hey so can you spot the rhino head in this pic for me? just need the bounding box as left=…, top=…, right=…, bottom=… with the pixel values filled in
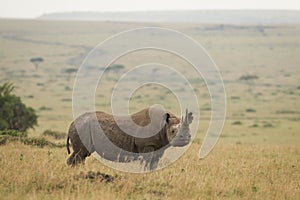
left=165, top=109, right=193, bottom=147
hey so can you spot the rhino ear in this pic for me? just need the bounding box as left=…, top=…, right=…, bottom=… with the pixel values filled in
left=164, top=113, right=170, bottom=124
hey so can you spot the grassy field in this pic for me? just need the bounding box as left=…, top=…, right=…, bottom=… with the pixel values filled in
left=0, top=19, right=299, bottom=199
left=0, top=142, right=299, bottom=199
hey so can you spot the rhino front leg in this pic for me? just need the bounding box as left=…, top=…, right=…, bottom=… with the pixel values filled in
left=148, top=157, right=160, bottom=170
left=141, top=146, right=160, bottom=171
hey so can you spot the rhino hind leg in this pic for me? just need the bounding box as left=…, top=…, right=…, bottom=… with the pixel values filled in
left=67, top=149, right=90, bottom=166
left=67, top=131, right=91, bottom=166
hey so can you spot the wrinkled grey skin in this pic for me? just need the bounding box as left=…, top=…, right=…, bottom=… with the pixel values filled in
left=67, top=107, right=193, bottom=170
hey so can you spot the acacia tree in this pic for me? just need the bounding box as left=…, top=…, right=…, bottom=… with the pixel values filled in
left=239, top=74, right=259, bottom=93
left=0, top=82, right=38, bottom=131
left=64, top=68, right=77, bottom=81
left=30, top=57, right=44, bottom=70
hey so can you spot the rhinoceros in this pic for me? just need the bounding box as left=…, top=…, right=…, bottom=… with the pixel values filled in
left=66, top=107, right=193, bottom=170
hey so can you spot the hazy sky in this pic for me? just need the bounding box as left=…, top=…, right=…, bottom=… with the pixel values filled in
left=0, top=0, right=299, bottom=18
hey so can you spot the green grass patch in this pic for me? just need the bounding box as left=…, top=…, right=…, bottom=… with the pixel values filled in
left=0, top=130, right=27, bottom=137
left=39, top=106, right=52, bottom=111
left=276, top=110, right=300, bottom=114
left=43, top=129, right=66, bottom=139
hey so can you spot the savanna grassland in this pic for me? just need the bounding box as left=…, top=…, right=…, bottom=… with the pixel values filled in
left=0, top=19, right=299, bottom=199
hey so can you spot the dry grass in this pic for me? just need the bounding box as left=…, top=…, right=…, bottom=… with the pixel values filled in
left=0, top=142, right=299, bottom=200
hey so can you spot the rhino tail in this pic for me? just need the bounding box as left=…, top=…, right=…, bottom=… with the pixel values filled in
left=66, top=136, right=71, bottom=154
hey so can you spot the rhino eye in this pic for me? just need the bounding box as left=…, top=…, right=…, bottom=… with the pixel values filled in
left=171, top=130, right=175, bottom=134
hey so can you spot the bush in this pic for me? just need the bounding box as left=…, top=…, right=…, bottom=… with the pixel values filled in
left=246, top=108, right=256, bottom=113
left=230, top=96, right=240, bottom=100
left=249, top=124, right=259, bottom=128
left=239, top=74, right=258, bottom=81
left=0, top=128, right=65, bottom=148
left=39, top=106, right=52, bottom=111
left=0, top=130, right=27, bottom=137
left=232, top=121, right=242, bottom=125
left=263, top=123, right=274, bottom=128
left=21, top=137, right=50, bottom=148
left=0, top=82, right=38, bottom=131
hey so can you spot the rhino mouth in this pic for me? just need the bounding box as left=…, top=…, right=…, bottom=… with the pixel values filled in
left=170, top=136, right=191, bottom=147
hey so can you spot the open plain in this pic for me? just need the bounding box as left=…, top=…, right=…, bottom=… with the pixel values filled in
left=0, top=19, right=299, bottom=199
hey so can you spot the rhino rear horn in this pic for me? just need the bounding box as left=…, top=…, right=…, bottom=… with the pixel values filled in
left=184, top=108, right=193, bottom=125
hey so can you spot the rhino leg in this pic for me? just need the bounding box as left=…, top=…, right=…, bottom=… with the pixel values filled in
left=67, top=126, right=91, bottom=166
left=67, top=149, right=90, bottom=166
left=141, top=146, right=161, bottom=171
left=148, top=157, right=160, bottom=170
left=67, top=152, right=76, bottom=166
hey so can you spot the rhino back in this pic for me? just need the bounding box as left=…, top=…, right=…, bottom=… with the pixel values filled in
left=95, top=112, right=136, bottom=152
left=96, top=110, right=171, bottom=151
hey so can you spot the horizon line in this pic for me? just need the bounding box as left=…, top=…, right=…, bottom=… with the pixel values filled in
left=1, top=9, right=299, bottom=20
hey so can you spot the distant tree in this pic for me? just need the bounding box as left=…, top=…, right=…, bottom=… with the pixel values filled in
left=0, top=82, right=38, bottom=131
left=30, top=57, right=44, bottom=70
left=239, top=74, right=259, bottom=93
left=64, top=68, right=77, bottom=81
left=239, top=74, right=258, bottom=81
left=106, top=64, right=125, bottom=73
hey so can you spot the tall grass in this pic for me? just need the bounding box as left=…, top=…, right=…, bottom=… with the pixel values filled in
left=0, top=142, right=299, bottom=199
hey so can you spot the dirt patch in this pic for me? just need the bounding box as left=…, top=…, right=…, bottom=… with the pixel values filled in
left=74, top=171, right=115, bottom=183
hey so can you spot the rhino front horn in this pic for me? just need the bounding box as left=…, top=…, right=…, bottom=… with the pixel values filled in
left=185, top=108, right=188, bottom=124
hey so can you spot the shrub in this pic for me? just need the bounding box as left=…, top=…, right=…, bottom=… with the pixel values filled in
left=39, top=106, right=52, bottom=111
left=61, top=98, right=72, bottom=102
left=246, top=108, right=256, bottom=113
left=21, top=137, right=50, bottom=148
left=0, top=130, right=27, bottom=137
left=232, top=121, right=242, bottom=125
left=230, top=96, right=240, bottom=100
left=239, top=74, right=258, bottom=81
left=276, top=110, right=299, bottom=114
left=263, top=123, right=274, bottom=128
left=0, top=129, right=65, bottom=148
left=249, top=124, right=259, bottom=128
left=0, top=82, right=38, bottom=131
